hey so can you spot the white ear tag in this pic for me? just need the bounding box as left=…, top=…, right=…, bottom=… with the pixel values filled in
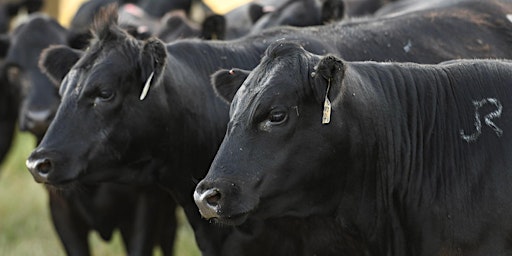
left=322, top=78, right=332, bottom=124
left=139, top=71, right=154, bottom=101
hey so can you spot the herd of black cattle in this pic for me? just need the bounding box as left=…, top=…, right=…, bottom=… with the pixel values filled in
left=2, top=0, right=512, bottom=255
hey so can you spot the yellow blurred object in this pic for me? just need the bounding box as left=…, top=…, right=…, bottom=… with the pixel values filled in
left=58, top=0, right=87, bottom=27
left=43, top=0, right=87, bottom=28
left=203, top=0, right=252, bottom=15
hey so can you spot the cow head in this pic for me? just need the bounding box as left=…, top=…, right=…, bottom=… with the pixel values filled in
left=26, top=5, right=168, bottom=186
left=2, top=14, right=67, bottom=140
left=0, top=0, right=44, bottom=33
left=201, top=14, right=226, bottom=40
left=194, top=42, right=357, bottom=225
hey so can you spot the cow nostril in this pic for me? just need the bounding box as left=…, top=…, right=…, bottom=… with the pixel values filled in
left=194, top=187, right=223, bottom=219
left=206, top=190, right=221, bottom=206
left=26, top=156, right=54, bottom=183
left=36, top=159, right=52, bottom=176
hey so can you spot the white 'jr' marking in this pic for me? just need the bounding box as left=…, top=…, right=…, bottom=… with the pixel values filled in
left=460, top=98, right=503, bottom=143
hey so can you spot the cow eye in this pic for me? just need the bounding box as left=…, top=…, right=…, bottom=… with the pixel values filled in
left=258, top=107, right=288, bottom=131
left=97, top=89, right=115, bottom=101
left=268, top=109, right=287, bottom=124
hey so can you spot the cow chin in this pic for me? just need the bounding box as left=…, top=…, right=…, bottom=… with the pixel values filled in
left=211, top=211, right=251, bottom=226
left=43, top=179, right=83, bottom=192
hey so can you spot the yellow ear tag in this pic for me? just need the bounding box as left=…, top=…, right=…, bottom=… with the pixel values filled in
left=322, top=79, right=332, bottom=124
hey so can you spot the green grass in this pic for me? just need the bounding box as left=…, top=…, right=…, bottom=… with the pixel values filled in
left=0, top=132, right=200, bottom=256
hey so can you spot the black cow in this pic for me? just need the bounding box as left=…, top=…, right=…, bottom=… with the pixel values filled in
left=342, top=0, right=396, bottom=16
left=3, top=14, right=66, bottom=140
left=46, top=183, right=177, bottom=256
left=220, top=0, right=344, bottom=40
left=195, top=41, right=512, bottom=255
left=137, top=0, right=192, bottom=18
left=26, top=0, right=512, bottom=255
left=155, top=10, right=226, bottom=41
left=0, top=1, right=44, bottom=164
left=248, top=0, right=346, bottom=35
left=3, top=14, right=177, bottom=256
left=220, top=1, right=283, bottom=39
left=0, top=0, right=44, bottom=33
left=71, top=1, right=175, bottom=52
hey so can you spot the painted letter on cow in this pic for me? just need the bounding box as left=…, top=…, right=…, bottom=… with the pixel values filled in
left=460, top=98, right=503, bottom=143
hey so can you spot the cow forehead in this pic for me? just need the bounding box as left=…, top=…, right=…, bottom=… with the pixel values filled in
left=230, top=61, right=302, bottom=121
left=61, top=46, right=138, bottom=97
left=78, top=42, right=137, bottom=70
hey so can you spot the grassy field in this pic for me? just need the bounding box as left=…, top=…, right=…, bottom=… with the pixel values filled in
left=0, top=132, right=200, bottom=256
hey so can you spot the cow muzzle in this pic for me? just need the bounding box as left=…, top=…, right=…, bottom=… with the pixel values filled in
left=26, top=157, right=53, bottom=183
left=26, top=149, right=56, bottom=184
left=193, top=187, right=222, bottom=219
left=194, top=179, right=258, bottom=225
left=21, top=109, right=53, bottom=137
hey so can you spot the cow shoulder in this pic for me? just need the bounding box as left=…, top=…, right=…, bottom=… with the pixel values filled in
left=39, top=45, right=83, bottom=86
left=211, top=68, right=251, bottom=103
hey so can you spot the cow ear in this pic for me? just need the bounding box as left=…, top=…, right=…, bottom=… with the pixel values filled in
left=312, top=55, right=345, bottom=103
left=201, top=14, right=226, bottom=40
left=0, top=34, right=10, bottom=58
left=211, top=68, right=251, bottom=103
left=321, top=0, right=345, bottom=23
left=39, top=45, right=83, bottom=86
left=139, top=37, right=167, bottom=100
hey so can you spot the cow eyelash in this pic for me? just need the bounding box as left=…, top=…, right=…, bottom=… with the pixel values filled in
left=268, top=109, right=287, bottom=124
left=257, top=106, right=289, bottom=131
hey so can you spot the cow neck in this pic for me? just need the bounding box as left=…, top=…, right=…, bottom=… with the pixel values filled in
left=161, top=40, right=266, bottom=178
left=153, top=63, right=235, bottom=254
left=340, top=62, right=498, bottom=254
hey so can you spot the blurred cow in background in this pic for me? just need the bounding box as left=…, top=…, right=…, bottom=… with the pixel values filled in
left=0, top=0, right=43, bottom=33
left=2, top=14, right=65, bottom=139
left=218, top=0, right=345, bottom=39
left=0, top=0, right=44, bottom=165
left=247, top=0, right=346, bottom=35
